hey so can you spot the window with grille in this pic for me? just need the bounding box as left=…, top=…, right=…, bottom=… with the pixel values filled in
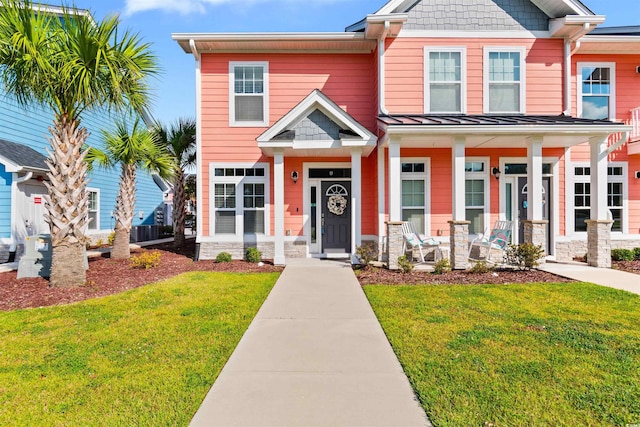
left=425, top=48, right=465, bottom=113
left=485, top=48, right=525, bottom=113
left=465, top=160, right=489, bottom=235
left=572, top=164, right=625, bottom=233
left=243, top=183, right=265, bottom=234
left=230, top=62, right=268, bottom=126
left=214, top=184, right=236, bottom=234
left=578, top=63, right=615, bottom=120
left=87, top=189, right=99, bottom=230
left=401, top=160, right=429, bottom=235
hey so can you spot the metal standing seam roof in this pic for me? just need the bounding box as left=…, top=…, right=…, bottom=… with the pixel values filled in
left=378, top=114, right=626, bottom=127
left=0, top=138, right=48, bottom=171
left=589, top=26, right=640, bottom=36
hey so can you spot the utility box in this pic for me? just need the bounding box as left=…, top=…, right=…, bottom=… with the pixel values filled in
left=17, top=234, right=52, bottom=279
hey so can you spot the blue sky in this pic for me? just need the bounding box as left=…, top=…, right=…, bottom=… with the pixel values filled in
left=68, top=0, right=639, bottom=126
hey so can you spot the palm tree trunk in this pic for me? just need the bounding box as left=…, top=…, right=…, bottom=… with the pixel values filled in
left=173, top=169, right=186, bottom=248
left=42, top=116, right=90, bottom=287
left=112, top=164, right=137, bottom=259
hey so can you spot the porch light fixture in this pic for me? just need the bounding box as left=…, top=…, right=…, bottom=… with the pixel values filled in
left=636, top=171, right=640, bottom=179
left=291, top=170, right=299, bottom=184
left=138, top=211, right=144, bottom=220
left=492, top=167, right=501, bottom=180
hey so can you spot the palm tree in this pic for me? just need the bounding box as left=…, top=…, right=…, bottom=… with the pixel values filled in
left=153, top=119, right=196, bottom=248
left=0, top=1, right=158, bottom=286
left=86, top=120, right=173, bottom=259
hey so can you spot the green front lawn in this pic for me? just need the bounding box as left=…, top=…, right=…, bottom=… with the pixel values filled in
left=364, top=283, right=640, bottom=427
left=0, top=271, right=279, bottom=426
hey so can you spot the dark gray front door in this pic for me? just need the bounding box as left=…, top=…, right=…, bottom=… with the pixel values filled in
left=321, top=181, right=351, bottom=253
left=518, top=177, right=551, bottom=253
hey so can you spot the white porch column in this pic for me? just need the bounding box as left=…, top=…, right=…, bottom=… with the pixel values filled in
left=587, top=135, right=613, bottom=268
left=590, top=136, right=609, bottom=221
left=452, top=137, right=466, bottom=221
left=377, top=146, right=386, bottom=252
left=388, top=141, right=401, bottom=221
left=450, top=137, right=469, bottom=270
left=351, top=147, right=362, bottom=254
left=273, top=150, right=285, bottom=266
left=526, top=137, right=544, bottom=221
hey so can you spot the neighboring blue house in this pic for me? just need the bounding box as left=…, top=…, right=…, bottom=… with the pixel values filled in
left=0, top=92, right=167, bottom=263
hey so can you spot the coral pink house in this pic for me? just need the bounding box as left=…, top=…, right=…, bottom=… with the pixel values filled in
left=174, top=0, right=640, bottom=268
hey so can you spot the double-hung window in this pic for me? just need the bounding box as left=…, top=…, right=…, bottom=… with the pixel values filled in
left=465, top=160, right=489, bottom=235
left=424, top=48, right=465, bottom=113
left=578, top=63, right=615, bottom=120
left=87, top=188, right=99, bottom=230
left=484, top=47, right=526, bottom=113
left=572, top=164, right=626, bottom=233
left=230, top=62, right=269, bottom=126
left=401, top=160, right=430, bottom=234
left=212, top=164, right=269, bottom=236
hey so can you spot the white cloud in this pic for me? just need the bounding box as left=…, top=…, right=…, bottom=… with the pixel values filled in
left=582, top=100, right=610, bottom=120
left=124, top=0, right=342, bottom=16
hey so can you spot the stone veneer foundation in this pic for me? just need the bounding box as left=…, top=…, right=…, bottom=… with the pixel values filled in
left=523, top=220, right=548, bottom=264
left=385, top=221, right=404, bottom=270
left=586, top=220, right=613, bottom=268
left=449, top=220, right=470, bottom=270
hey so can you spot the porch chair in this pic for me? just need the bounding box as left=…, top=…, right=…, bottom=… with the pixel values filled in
left=468, top=220, right=513, bottom=264
left=402, top=221, right=442, bottom=263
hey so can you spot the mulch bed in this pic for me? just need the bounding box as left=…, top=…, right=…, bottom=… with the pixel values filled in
left=612, top=260, right=640, bottom=274
left=356, top=266, right=575, bottom=286
left=0, top=240, right=282, bottom=312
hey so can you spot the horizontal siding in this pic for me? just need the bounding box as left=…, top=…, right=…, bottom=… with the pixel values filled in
left=0, top=165, right=11, bottom=238
left=385, top=37, right=564, bottom=115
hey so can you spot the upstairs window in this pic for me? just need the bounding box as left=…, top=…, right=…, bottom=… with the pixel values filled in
left=484, top=48, right=525, bottom=113
left=425, top=48, right=465, bottom=113
left=230, top=62, right=269, bottom=126
left=578, top=63, right=615, bottom=120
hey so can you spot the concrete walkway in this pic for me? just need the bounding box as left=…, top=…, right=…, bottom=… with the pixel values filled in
left=190, top=258, right=431, bottom=427
left=540, top=261, right=640, bottom=295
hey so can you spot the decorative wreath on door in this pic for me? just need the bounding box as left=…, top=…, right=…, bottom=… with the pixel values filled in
left=326, top=184, right=349, bottom=216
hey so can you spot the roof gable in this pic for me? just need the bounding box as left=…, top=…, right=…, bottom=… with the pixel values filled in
left=0, top=139, right=48, bottom=173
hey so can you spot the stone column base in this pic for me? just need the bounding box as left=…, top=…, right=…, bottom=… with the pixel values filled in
left=523, top=220, right=548, bottom=264
left=386, top=221, right=404, bottom=270
left=448, top=220, right=470, bottom=270
left=586, top=220, right=613, bottom=268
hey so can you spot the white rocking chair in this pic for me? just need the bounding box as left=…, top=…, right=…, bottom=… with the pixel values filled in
left=468, top=220, right=513, bottom=264
left=402, top=221, right=442, bottom=263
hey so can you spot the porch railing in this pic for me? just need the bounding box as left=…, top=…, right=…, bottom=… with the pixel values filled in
left=629, top=107, right=640, bottom=142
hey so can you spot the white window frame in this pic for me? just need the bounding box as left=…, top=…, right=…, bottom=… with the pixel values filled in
left=424, top=47, right=467, bottom=114
left=209, top=163, right=271, bottom=238
left=577, top=62, right=616, bottom=120
left=567, top=161, right=628, bottom=235
left=229, top=61, right=269, bottom=127
left=87, top=187, right=100, bottom=231
left=483, top=47, right=526, bottom=114
left=400, top=157, right=431, bottom=235
left=465, top=157, right=490, bottom=235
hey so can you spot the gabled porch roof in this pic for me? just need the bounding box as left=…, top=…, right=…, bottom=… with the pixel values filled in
left=0, top=139, right=48, bottom=173
left=378, top=114, right=631, bottom=149
left=257, top=90, right=377, bottom=157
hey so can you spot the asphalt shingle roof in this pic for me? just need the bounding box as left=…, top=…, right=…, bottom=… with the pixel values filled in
left=0, top=138, right=48, bottom=171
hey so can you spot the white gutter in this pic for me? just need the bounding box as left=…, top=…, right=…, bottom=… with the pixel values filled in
left=382, top=124, right=631, bottom=135
left=15, top=172, right=33, bottom=184
left=564, top=22, right=592, bottom=115
left=189, top=39, right=204, bottom=253
left=378, top=21, right=390, bottom=115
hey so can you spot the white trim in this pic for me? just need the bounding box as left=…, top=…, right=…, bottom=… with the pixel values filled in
left=464, top=156, right=491, bottom=235
left=576, top=62, right=616, bottom=120
left=401, top=30, right=551, bottom=39
left=274, top=152, right=285, bottom=265
left=423, top=46, right=467, bottom=114
left=229, top=61, right=269, bottom=127
left=388, top=141, right=401, bottom=221
left=87, top=187, right=100, bottom=231
left=208, top=162, right=271, bottom=240
left=452, top=138, right=466, bottom=221
left=377, top=146, right=386, bottom=243
left=193, top=45, right=204, bottom=243
left=302, top=162, right=352, bottom=257
left=400, top=157, right=432, bottom=236
left=381, top=124, right=630, bottom=136
left=483, top=46, right=527, bottom=114
left=351, top=148, right=362, bottom=253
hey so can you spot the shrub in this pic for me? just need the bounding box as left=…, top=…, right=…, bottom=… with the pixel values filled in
left=216, top=252, right=233, bottom=263
left=469, top=260, right=494, bottom=274
left=108, top=232, right=116, bottom=246
left=505, top=243, right=545, bottom=270
left=432, top=258, right=451, bottom=275
left=355, top=241, right=378, bottom=268
left=130, top=251, right=161, bottom=269
left=159, top=225, right=174, bottom=237
left=611, top=248, right=634, bottom=261
left=634, top=247, right=640, bottom=261
left=397, top=255, right=414, bottom=273
left=95, top=239, right=104, bottom=247
left=245, top=247, right=262, bottom=263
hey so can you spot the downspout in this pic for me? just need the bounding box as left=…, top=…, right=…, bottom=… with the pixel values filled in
left=377, top=21, right=390, bottom=249
left=189, top=39, right=203, bottom=261
left=564, top=23, right=591, bottom=115
left=9, top=171, right=33, bottom=257
left=378, top=21, right=390, bottom=115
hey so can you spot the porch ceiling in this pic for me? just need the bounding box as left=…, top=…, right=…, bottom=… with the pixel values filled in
left=378, top=114, right=631, bottom=149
